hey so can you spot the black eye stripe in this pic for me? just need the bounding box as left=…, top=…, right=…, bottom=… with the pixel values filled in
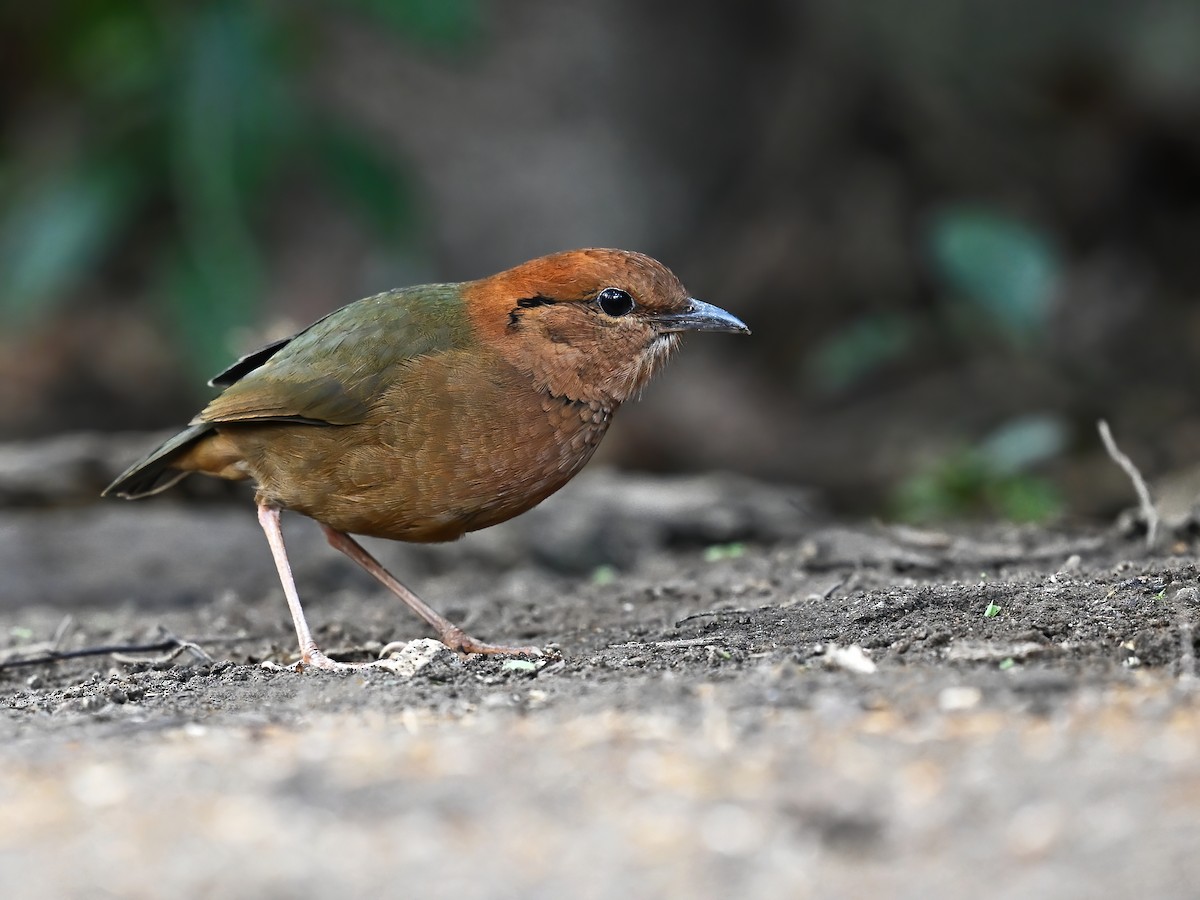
left=596, top=287, right=635, bottom=317
left=508, top=295, right=557, bottom=328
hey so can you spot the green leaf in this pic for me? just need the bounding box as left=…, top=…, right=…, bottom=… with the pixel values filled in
left=891, top=451, right=988, bottom=523
left=929, top=208, right=1059, bottom=340
left=984, top=602, right=1002, bottom=618
left=807, top=313, right=916, bottom=394
left=704, top=543, right=746, bottom=562
left=591, top=565, right=617, bottom=586
left=501, top=659, right=538, bottom=673
left=987, top=476, right=1063, bottom=524
left=977, top=414, right=1067, bottom=476
left=892, top=452, right=1063, bottom=524
left=891, top=415, right=1066, bottom=525
left=0, top=162, right=139, bottom=324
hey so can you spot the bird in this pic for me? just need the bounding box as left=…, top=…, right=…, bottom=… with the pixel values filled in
left=104, top=248, right=750, bottom=671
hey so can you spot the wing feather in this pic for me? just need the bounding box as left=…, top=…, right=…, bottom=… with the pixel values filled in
left=197, top=285, right=472, bottom=427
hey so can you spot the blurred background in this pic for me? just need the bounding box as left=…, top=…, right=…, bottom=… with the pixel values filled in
left=3, top=0, right=1200, bottom=523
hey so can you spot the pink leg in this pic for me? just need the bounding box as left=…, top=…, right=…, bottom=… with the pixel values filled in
left=322, top=526, right=542, bottom=657
left=256, top=502, right=370, bottom=671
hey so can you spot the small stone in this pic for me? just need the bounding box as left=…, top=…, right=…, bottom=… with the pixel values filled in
left=376, top=638, right=455, bottom=678
left=938, top=686, right=982, bottom=711
left=1058, top=554, right=1082, bottom=573
left=823, top=644, right=877, bottom=675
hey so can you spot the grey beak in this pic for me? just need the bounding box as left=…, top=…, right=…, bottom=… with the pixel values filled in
left=655, top=298, right=751, bottom=335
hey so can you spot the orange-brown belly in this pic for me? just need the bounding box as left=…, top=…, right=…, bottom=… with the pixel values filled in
left=218, top=380, right=612, bottom=542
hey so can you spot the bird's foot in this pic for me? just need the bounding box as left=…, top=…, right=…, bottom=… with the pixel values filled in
left=261, top=647, right=376, bottom=673
left=264, top=638, right=465, bottom=676
left=299, top=647, right=371, bottom=672
left=437, top=625, right=545, bottom=658
left=263, top=635, right=547, bottom=673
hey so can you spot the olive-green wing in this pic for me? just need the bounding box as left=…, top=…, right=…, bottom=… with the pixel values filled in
left=196, top=284, right=473, bottom=427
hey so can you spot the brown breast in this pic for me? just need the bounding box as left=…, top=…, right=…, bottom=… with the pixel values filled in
left=220, top=349, right=614, bottom=542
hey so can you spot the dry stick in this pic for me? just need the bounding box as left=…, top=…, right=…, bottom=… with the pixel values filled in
left=50, top=615, right=75, bottom=651
left=0, top=615, right=77, bottom=668
left=0, top=638, right=187, bottom=670
left=675, top=608, right=750, bottom=627
left=111, top=636, right=213, bottom=667
left=821, top=575, right=849, bottom=600
left=1097, top=420, right=1200, bottom=686
left=0, top=632, right=253, bottom=671
left=651, top=637, right=727, bottom=649
left=1097, top=419, right=1159, bottom=549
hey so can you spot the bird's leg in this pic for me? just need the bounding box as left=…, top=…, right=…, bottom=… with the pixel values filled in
left=256, top=502, right=366, bottom=671
left=321, top=526, right=543, bottom=657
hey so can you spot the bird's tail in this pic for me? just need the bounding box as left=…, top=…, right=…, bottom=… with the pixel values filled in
left=103, top=423, right=213, bottom=499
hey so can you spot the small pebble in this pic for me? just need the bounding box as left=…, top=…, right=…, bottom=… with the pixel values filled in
left=938, top=686, right=982, bottom=711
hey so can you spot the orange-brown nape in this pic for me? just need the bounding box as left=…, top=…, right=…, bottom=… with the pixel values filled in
left=104, top=248, right=749, bottom=671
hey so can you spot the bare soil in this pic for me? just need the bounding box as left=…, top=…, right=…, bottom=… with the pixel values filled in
left=3, top=468, right=1199, bottom=899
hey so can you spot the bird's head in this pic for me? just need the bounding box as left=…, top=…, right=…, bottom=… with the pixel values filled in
left=466, top=248, right=749, bottom=407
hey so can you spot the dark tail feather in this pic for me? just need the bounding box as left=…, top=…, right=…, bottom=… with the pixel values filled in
left=103, top=423, right=213, bottom=499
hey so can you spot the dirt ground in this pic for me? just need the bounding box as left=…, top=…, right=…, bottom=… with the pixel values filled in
left=3, top=464, right=1200, bottom=899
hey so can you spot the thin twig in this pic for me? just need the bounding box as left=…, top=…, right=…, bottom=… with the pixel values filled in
left=1098, top=419, right=1159, bottom=548
left=651, top=637, right=726, bottom=649
left=0, top=615, right=77, bottom=667
left=821, top=576, right=848, bottom=600
left=675, top=608, right=749, bottom=627
left=51, top=615, right=75, bottom=651
left=0, top=632, right=254, bottom=671
left=111, top=636, right=213, bottom=667
left=0, top=639, right=186, bottom=670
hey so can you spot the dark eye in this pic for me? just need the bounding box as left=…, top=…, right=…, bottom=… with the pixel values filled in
left=596, top=287, right=635, bottom=317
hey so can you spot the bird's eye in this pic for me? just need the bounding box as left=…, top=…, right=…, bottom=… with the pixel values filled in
left=596, top=287, right=635, bottom=317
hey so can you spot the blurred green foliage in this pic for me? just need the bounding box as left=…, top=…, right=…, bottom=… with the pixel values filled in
left=0, top=0, right=478, bottom=377
left=805, top=206, right=1065, bottom=523
left=806, top=209, right=1058, bottom=396
left=929, top=208, right=1059, bottom=344
left=702, top=542, right=746, bottom=562
left=893, top=453, right=1062, bottom=523
left=892, top=415, right=1067, bottom=523
left=807, top=313, right=917, bottom=395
